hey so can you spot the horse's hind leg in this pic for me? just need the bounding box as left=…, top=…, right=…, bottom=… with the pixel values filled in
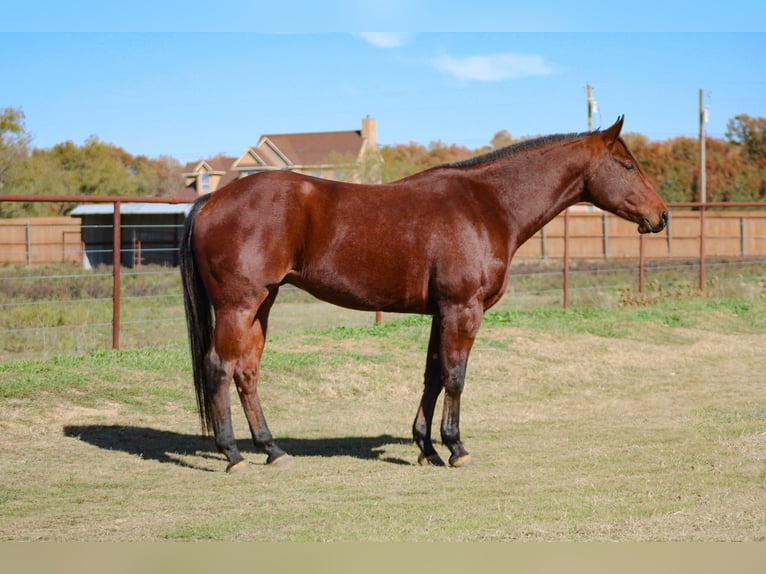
left=233, top=287, right=289, bottom=465
left=206, top=288, right=284, bottom=473
left=204, top=346, right=246, bottom=472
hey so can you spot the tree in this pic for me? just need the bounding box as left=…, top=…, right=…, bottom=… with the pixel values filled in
left=129, top=154, right=183, bottom=197
left=379, top=141, right=473, bottom=182
left=725, top=115, right=766, bottom=200
left=0, top=149, right=70, bottom=216
left=4, top=108, right=766, bottom=219
left=490, top=129, right=515, bottom=149
left=0, top=114, right=184, bottom=216
left=0, top=107, right=31, bottom=192
left=47, top=136, right=183, bottom=198
left=0, top=107, right=53, bottom=217
left=725, top=114, right=766, bottom=166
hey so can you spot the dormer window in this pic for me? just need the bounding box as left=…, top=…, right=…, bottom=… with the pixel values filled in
left=200, top=172, right=210, bottom=193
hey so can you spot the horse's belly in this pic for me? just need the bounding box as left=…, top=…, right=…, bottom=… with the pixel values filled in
left=285, top=265, right=431, bottom=314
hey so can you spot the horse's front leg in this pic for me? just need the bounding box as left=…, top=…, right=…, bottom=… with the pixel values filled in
left=440, top=360, right=473, bottom=467
left=439, top=303, right=482, bottom=468
left=413, top=315, right=446, bottom=466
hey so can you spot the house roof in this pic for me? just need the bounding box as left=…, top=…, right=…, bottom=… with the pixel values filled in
left=254, top=130, right=364, bottom=168
left=182, top=156, right=236, bottom=175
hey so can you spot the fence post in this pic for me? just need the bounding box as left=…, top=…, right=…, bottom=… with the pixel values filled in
left=699, top=205, right=706, bottom=290
left=563, top=209, right=570, bottom=309
left=666, top=211, right=672, bottom=255
left=639, top=233, right=646, bottom=293
left=602, top=211, right=609, bottom=259
left=113, top=201, right=121, bottom=350
left=25, top=222, right=32, bottom=265
left=740, top=217, right=746, bottom=257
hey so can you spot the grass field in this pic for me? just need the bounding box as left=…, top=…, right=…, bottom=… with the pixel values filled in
left=0, top=293, right=764, bottom=541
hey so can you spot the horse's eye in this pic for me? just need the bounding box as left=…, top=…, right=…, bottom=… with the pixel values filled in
left=625, top=163, right=635, bottom=171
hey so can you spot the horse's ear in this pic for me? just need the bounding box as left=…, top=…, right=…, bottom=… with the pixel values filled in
left=602, top=115, right=624, bottom=145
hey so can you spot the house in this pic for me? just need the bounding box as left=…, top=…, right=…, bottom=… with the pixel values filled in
left=177, top=156, right=238, bottom=201
left=177, top=117, right=379, bottom=199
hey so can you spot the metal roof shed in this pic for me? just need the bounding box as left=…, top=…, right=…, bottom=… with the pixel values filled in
left=70, top=203, right=193, bottom=268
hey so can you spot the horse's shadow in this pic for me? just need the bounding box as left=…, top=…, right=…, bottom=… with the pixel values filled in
left=62, top=424, right=413, bottom=471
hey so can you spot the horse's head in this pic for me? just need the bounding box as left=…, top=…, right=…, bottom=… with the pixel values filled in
left=584, top=116, right=668, bottom=234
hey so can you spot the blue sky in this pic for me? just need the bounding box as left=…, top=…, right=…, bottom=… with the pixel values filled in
left=2, top=3, right=765, bottom=163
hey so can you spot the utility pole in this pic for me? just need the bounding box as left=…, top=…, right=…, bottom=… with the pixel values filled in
left=699, top=88, right=707, bottom=204
left=698, top=88, right=709, bottom=291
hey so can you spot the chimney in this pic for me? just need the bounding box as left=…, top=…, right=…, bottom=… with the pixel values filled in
left=361, top=116, right=377, bottom=148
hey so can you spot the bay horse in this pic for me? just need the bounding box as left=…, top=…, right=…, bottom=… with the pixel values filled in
left=180, top=116, right=668, bottom=473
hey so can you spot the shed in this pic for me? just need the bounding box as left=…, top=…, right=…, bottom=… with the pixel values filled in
left=70, top=203, right=192, bottom=268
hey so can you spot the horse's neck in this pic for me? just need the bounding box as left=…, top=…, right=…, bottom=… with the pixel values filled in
left=490, top=142, right=591, bottom=250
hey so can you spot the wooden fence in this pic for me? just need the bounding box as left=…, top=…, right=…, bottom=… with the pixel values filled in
left=514, top=207, right=766, bottom=260
left=0, top=216, right=83, bottom=264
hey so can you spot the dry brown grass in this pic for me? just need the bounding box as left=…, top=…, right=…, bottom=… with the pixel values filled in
left=0, top=299, right=764, bottom=541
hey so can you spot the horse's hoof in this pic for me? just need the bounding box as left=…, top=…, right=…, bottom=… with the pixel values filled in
left=268, top=453, right=293, bottom=466
left=418, top=453, right=446, bottom=467
left=449, top=454, right=475, bottom=468
left=226, top=460, right=254, bottom=474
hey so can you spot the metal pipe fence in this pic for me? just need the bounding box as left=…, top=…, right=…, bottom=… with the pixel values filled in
left=1, top=195, right=765, bottom=358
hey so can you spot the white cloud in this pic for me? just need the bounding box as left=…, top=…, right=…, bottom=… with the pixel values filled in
left=432, top=52, right=553, bottom=83
left=355, top=32, right=412, bottom=48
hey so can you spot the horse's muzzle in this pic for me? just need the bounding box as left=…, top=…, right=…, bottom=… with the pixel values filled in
left=639, top=210, right=668, bottom=234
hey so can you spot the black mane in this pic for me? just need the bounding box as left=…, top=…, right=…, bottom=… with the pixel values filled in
left=448, top=130, right=597, bottom=168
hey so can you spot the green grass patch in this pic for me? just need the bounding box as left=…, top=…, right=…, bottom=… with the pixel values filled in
left=0, top=344, right=191, bottom=409
left=484, top=297, right=766, bottom=338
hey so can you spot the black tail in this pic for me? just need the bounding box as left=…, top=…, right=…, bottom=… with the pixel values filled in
left=180, top=194, right=215, bottom=434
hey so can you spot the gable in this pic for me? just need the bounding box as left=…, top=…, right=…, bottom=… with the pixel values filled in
left=232, top=148, right=270, bottom=170
left=256, top=138, right=292, bottom=167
